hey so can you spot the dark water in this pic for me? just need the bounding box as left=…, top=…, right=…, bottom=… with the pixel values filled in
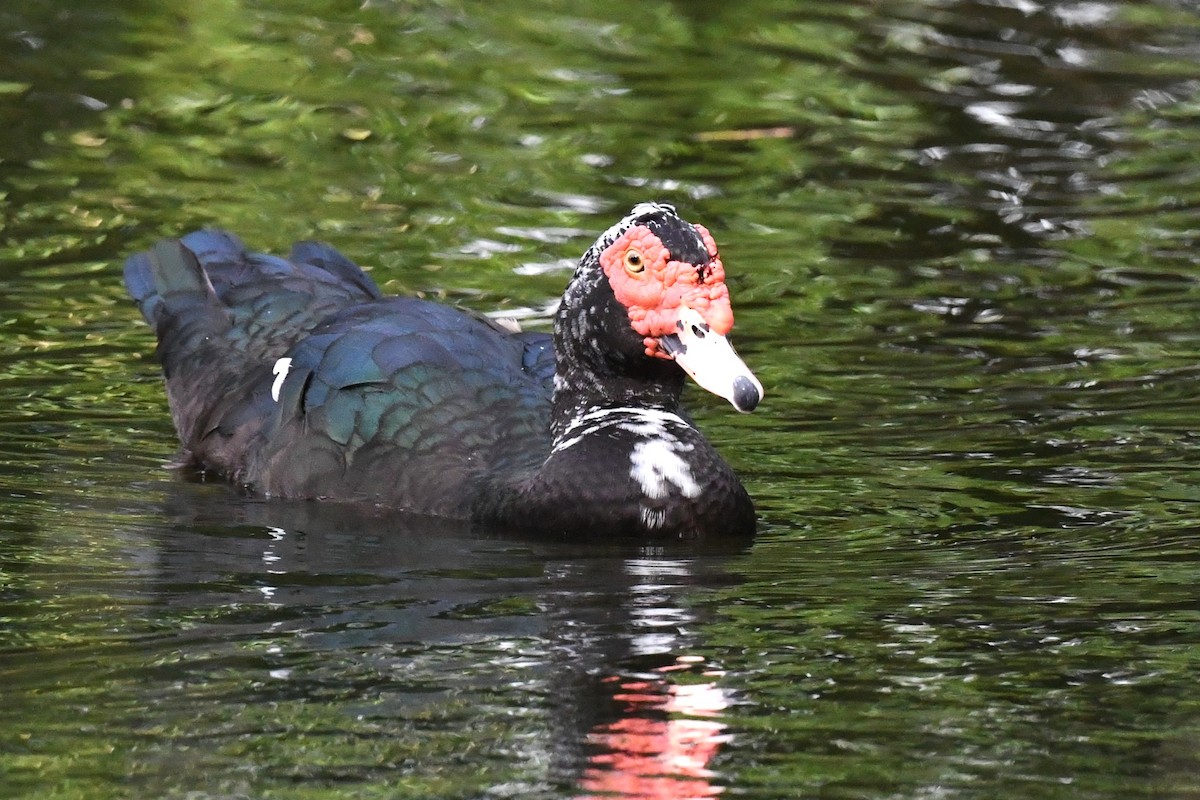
left=2, top=0, right=1199, bottom=797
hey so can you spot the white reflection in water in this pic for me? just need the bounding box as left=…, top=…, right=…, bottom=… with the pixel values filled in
left=574, top=558, right=735, bottom=798
left=624, top=558, right=693, bottom=657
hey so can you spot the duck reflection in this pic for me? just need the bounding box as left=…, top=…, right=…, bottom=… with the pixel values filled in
left=576, top=558, right=733, bottom=799
left=140, top=482, right=748, bottom=797
left=579, top=658, right=731, bottom=799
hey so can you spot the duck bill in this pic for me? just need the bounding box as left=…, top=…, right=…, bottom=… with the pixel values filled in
left=660, top=308, right=763, bottom=413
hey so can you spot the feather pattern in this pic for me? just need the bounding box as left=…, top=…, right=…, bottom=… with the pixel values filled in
left=125, top=205, right=758, bottom=538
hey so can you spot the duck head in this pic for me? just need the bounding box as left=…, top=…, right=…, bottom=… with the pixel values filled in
left=557, top=203, right=763, bottom=412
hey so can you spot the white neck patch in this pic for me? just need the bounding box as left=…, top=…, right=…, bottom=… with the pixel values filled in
left=551, top=406, right=702, bottom=500
left=552, top=406, right=690, bottom=453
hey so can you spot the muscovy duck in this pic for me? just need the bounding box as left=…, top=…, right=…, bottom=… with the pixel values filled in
left=125, top=202, right=763, bottom=538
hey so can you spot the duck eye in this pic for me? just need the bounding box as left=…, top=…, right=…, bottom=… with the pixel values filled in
left=623, top=249, right=644, bottom=275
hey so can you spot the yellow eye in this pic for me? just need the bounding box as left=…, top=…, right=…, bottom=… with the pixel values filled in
left=624, top=249, right=644, bottom=275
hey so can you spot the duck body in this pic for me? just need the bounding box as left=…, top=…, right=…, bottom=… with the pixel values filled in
left=125, top=204, right=761, bottom=538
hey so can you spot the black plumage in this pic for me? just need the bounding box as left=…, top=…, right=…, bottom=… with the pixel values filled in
left=125, top=203, right=760, bottom=538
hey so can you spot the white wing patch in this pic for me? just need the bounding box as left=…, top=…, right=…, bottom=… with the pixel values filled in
left=630, top=438, right=700, bottom=499
left=271, top=357, right=293, bottom=402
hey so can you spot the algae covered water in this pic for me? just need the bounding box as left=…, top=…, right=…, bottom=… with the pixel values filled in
left=1, top=0, right=1199, bottom=797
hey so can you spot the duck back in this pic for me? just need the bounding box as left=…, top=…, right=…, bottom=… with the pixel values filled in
left=126, top=230, right=553, bottom=515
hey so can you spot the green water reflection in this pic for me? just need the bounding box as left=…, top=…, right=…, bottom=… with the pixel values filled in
left=1, top=0, right=1199, bottom=797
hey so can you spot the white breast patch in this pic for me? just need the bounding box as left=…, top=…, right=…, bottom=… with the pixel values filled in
left=629, top=438, right=700, bottom=499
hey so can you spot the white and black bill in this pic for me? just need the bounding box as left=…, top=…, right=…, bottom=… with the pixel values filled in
left=660, top=306, right=763, bottom=413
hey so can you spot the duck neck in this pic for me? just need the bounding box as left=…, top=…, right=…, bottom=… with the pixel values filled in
left=549, top=270, right=688, bottom=440
left=550, top=369, right=685, bottom=439
left=549, top=319, right=687, bottom=441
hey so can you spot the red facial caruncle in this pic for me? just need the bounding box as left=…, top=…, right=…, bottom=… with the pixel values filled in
left=598, top=224, right=734, bottom=359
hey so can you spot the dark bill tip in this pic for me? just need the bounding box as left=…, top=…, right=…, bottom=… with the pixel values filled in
left=732, top=375, right=761, bottom=412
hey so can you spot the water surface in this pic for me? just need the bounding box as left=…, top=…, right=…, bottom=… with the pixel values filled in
left=1, top=0, right=1199, bottom=797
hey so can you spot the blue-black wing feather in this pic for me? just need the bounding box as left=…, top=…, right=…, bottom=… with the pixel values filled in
left=126, top=230, right=553, bottom=513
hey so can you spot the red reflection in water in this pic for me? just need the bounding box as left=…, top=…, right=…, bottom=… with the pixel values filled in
left=577, top=658, right=731, bottom=799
